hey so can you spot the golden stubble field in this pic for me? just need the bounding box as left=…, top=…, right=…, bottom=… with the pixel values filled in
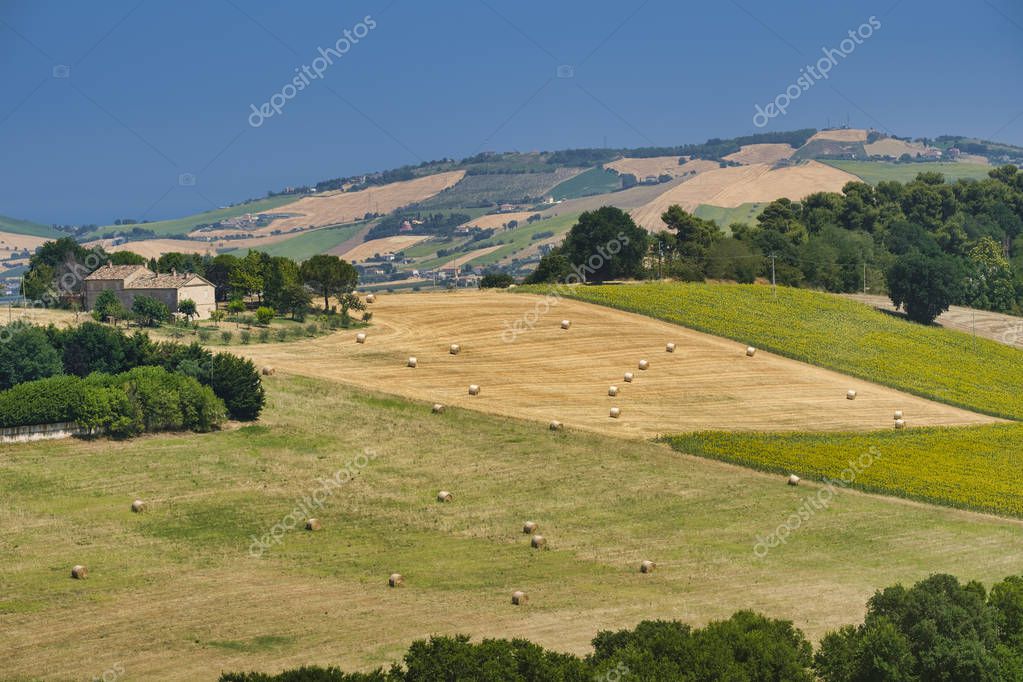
left=238, top=290, right=997, bottom=437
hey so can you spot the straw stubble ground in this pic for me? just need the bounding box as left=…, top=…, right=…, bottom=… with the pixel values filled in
left=239, top=290, right=997, bottom=438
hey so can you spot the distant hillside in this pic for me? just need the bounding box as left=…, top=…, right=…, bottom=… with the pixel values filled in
left=0, top=214, right=60, bottom=238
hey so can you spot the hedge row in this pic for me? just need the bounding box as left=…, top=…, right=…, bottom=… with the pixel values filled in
left=0, top=366, right=225, bottom=437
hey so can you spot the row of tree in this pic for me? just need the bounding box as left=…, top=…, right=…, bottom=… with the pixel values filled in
left=220, top=572, right=1023, bottom=681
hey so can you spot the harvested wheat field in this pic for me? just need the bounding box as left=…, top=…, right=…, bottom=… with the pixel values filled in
left=722, top=144, right=795, bottom=165
left=844, top=293, right=1023, bottom=350
left=339, top=235, right=431, bottom=262
left=0, top=230, right=47, bottom=253
left=237, top=291, right=996, bottom=438
left=863, top=138, right=936, bottom=158
left=259, top=171, right=465, bottom=232
left=86, top=238, right=217, bottom=259
left=458, top=212, right=536, bottom=230
left=630, top=161, right=858, bottom=230
left=606, top=156, right=678, bottom=178
left=809, top=128, right=869, bottom=142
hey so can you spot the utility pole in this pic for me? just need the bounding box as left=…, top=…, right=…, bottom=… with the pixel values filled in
left=770, top=253, right=776, bottom=298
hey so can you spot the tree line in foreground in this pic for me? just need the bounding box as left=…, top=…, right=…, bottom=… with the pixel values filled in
left=221, top=573, right=1023, bottom=681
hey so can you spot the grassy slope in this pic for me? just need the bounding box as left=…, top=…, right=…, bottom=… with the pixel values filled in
left=467, top=212, right=580, bottom=266
left=241, top=222, right=367, bottom=261
left=693, top=203, right=765, bottom=229
left=90, top=195, right=302, bottom=238
left=543, top=282, right=1023, bottom=420
left=3, top=375, right=1022, bottom=679
left=549, top=167, right=621, bottom=200
left=0, top=214, right=60, bottom=238
left=822, top=160, right=992, bottom=184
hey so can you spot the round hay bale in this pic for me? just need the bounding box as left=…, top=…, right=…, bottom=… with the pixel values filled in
left=468, top=384, right=480, bottom=396
left=305, top=518, right=322, bottom=531
left=609, top=406, right=621, bottom=419
left=638, top=359, right=649, bottom=370
left=530, top=534, right=547, bottom=549
left=437, top=490, right=453, bottom=503
left=523, top=521, right=538, bottom=534
left=894, top=410, right=903, bottom=420
left=366, top=293, right=376, bottom=304
left=640, top=560, right=656, bottom=574
left=449, top=343, right=461, bottom=355
left=623, top=372, right=634, bottom=383
left=261, top=366, right=275, bottom=376
left=608, top=385, right=619, bottom=397
left=388, top=573, right=404, bottom=588
left=71, top=565, right=88, bottom=580
left=846, top=389, right=857, bottom=400
left=894, top=418, right=906, bottom=430
left=130, top=499, right=145, bottom=513
left=511, top=590, right=528, bottom=605
left=787, top=474, right=800, bottom=486
left=560, top=319, right=571, bottom=330
left=355, top=332, right=367, bottom=344
left=746, top=346, right=756, bottom=357
left=407, top=356, right=417, bottom=368
left=549, top=420, right=563, bottom=431
left=432, top=403, right=445, bottom=414
left=665, top=342, right=676, bottom=353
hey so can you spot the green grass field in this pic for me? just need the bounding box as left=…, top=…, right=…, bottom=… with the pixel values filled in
left=538, top=282, right=1023, bottom=420
left=0, top=214, right=60, bottom=238
left=90, top=195, right=302, bottom=238
left=3, top=374, right=1022, bottom=679
left=467, top=212, right=580, bottom=266
left=822, top=160, right=993, bottom=184
left=694, top=203, right=765, bottom=229
left=240, top=222, right=367, bottom=261
left=549, top=167, right=622, bottom=200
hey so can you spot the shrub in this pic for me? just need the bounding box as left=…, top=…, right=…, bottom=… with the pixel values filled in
left=131, top=295, right=171, bottom=327
left=0, top=323, right=63, bottom=390
left=0, top=375, right=86, bottom=427
left=258, top=329, right=271, bottom=343
left=480, top=272, right=515, bottom=289
left=220, top=330, right=233, bottom=344
left=207, top=353, right=265, bottom=421
left=197, top=329, right=212, bottom=343
left=305, top=323, right=319, bottom=337
left=255, top=307, right=274, bottom=326
left=239, top=330, right=251, bottom=344
left=227, top=299, right=246, bottom=314
left=275, top=329, right=289, bottom=342
left=362, top=311, right=373, bottom=322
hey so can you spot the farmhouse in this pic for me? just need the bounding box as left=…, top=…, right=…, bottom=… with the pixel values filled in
left=84, top=264, right=216, bottom=319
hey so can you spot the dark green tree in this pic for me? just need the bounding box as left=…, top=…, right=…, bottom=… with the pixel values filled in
left=886, top=252, right=962, bottom=324
left=0, top=324, right=63, bottom=390
left=299, top=254, right=359, bottom=310
left=131, top=296, right=171, bottom=327
left=559, top=206, right=649, bottom=282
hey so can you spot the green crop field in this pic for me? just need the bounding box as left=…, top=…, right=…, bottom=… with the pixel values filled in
left=3, top=374, right=1022, bottom=679
left=467, top=212, right=580, bottom=266
left=694, top=203, right=765, bottom=229
left=666, top=424, right=1023, bottom=518
left=822, top=160, right=993, bottom=184
left=549, top=167, right=622, bottom=200
left=90, top=195, right=302, bottom=238
left=241, top=222, right=367, bottom=261
left=526, top=282, right=1023, bottom=420
left=0, top=214, right=60, bottom=238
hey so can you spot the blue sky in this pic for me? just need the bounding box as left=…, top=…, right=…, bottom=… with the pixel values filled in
left=2, top=0, right=1022, bottom=225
